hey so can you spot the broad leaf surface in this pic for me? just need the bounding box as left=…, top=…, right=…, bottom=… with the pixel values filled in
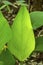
left=8, top=6, right=35, bottom=61
left=0, top=49, right=15, bottom=65
left=35, top=36, right=43, bottom=52
left=30, top=11, right=43, bottom=30
left=0, top=11, right=12, bottom=52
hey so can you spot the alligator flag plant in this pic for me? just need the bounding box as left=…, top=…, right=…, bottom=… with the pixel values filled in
left=8, top=5, right=35, bottom=61
left=0, top=0, right=43, bottom=65
left=0, top=11, right=12, bottom=53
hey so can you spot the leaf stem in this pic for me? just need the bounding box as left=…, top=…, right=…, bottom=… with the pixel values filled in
left=0, top=5, right=6, bottom=10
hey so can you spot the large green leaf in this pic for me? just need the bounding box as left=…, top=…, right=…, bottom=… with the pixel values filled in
left=35, top=36, right=43, bottom=52
left=0, top=49, right=15, bottom=65
left=30, top=11, right=43, bottom=30
left=8, top=6, right=35, bottom=61
left=0, top=11, right=12, bottom=52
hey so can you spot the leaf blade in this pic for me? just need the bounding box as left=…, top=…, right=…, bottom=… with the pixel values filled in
left=0, top=11, right=12, bottom=52
left=0, top=49, right=15, bottom=65
left=30, top=11, right=43, bottom=30
left=8, top=6, right=35, bottom=61
left=35, top=36, right=43, bottom=52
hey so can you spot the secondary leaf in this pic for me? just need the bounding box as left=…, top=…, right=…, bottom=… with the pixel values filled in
left=30, top=11, right=43, bottom=30
left=8, top=6, right=35, bottom=61
left=3, top=1, right=13, bottom=6
left=3, top=1, right=17, bottom=8
left=0, top=11, right=12, bottom=52
left=0, top=49, right=15, bottom=65
left=35, top=36, right=43, bottom=52
left=16, top=1, right=27, bottom=6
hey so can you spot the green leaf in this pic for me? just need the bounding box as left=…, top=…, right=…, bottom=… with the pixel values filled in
left=3, top=1, right=13, bottom=6
left=30, top=11, right=43, bottom=30
left=2, top=1, right=17, bottom=11
left=3, top=1, right=17, bottom=8
left=8, top=6, right=35, bottom=61
left=0, top=49, right=15, bottom=65
left=16, top=1, right=27, bottom=6
left=35, top=36, right=43, bottom=52
left=0, top=11, right=12, bottom=52
left=0, top=5, right=6, bottom=10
